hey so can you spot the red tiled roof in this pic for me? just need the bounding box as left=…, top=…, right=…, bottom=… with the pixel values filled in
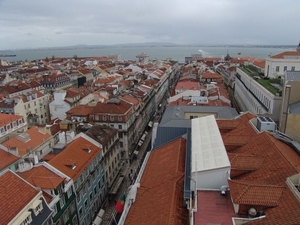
left=120, top=94, right=140, bottom=105
left=18, top=165, right=64, bottom=189
left=93, top=99, right=133, bottom=114
left=0, top=147, right=19, bottom=170
left=228, top=153, right=265, bottom=170
left=270, top=51, right=300, bottom=59
left=0, top=170, right=39, bottom=225
left=217, top=112, right=300, bottom=224
left=202, top=72, right=222, bottom=79
left=175, top=80, right=201, bottom=91
left=66, top=104, right=95, bottom=116
left=228, top=180, right=285, bottom=207
left=195, top=191, right=237, bottom=225
left=0, top=113, right=23, bottom=127
left=2, top=126, right=51, bottom=157
left=125, top=138, right=189, bottom=225
left=49, top=136, right=101, bottom=181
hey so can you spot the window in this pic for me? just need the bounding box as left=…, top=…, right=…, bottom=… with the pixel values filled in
left=79, top=207, right=83, bottom=217
left=13, top=121, right=17, bottom=128
left=83, top=185, right=86, bottom=196
left=23, top=215, right=32, bottom=225
left=59, top=197, right=65, bottom=209
left=110, top=115, right=114, bottom=121
left=118, top=124, right=122, bottom=129
left=284, top=66, right=287, bottom=71
left=63, top=212, right=69, bottom=224
left=77, top=193, right=81, bottom=203
left=103, top=115, right=106, bottom=121
left=28, top=103, right=30, bottom=109
left=120, top=142, right=123, bottom=148
left=291, top=66, right=295, bottom=71
left=0, top=127, right=4, bottom=134
left=275, top=66, right=279, bottom=72
left=118, top=116, right=122, bottom=121
left=18, top=119, right=23, bottom=124
left=67, top=188, right=72, bottom=198
left=110, top=124, right=114, bottom=128
left=6, top=124, right=11, bottom=130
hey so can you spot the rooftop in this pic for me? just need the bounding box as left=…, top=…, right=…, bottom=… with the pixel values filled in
left=240, top=66, right=282, bottom=96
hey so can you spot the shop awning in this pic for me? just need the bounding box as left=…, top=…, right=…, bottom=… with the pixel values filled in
left=138, top=140, right=143, bottom=146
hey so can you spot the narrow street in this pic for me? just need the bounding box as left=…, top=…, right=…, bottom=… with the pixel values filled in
left=100, top=127, right=153, bottom=225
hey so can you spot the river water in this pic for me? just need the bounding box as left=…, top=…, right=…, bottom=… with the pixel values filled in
left=0, top=46, right=295, bottom=63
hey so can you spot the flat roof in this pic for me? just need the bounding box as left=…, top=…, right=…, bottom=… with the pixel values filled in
left=191, top=115, right=230, bottom=172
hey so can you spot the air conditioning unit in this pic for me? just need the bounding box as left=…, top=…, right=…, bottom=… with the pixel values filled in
left=256, top=116, right=276, bottom=132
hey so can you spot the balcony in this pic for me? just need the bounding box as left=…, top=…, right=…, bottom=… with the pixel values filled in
left=240, top=66, right=282, bottom=96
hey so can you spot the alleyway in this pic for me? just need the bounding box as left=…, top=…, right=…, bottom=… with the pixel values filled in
left=99, top=127, right=153, bottom=225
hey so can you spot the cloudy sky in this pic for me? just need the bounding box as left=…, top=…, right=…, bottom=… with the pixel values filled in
left=0, top=0, right=299, bottom=50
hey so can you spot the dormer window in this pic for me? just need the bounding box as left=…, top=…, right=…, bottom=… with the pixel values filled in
left=32, top=200, right=43, bottom=216
left=64, top=160, right=76, bottom=170
left=21, top=212, right=32, bottom=225
left=83, top=148, right=91, bottom=153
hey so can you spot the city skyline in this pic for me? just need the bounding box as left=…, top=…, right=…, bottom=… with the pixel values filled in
left=1, top=0, right=300, bottom=50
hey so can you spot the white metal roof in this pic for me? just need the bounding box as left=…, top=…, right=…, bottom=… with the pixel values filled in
left=191, top=115, right=230, bottom=172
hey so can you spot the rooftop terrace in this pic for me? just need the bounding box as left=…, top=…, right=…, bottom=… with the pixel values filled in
left=241, top=66, right=282, bottom=96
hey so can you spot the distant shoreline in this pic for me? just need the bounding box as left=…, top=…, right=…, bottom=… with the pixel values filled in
left=1, top=44, right=295, bottom=52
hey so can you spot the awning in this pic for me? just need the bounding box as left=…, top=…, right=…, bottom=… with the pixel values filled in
left=141, top=134, right=146, bottom=141
left=138, top=140, right=143, bottom=146
left=109, top=176, right=124, bottom=195
left=148, top=121, right=153, bottom=127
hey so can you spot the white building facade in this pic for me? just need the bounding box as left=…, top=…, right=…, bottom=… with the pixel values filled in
left=234, top=68, right=282, bottom=122
left=264, top=47, right=300, bottom=79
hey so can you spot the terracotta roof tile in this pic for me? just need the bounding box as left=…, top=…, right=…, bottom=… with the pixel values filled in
left=271, top=51, right=300, bottom=59
left=0, top=170, right=39, bottom=225
left=228, top=180, right=285, bottom=207
left=2, top=126, right=51, bottom=157
left=17, top=165, right=64, bottom=189
left=48, top=136, right=101, bottom=181
left=93, top=99, right=133, bottom=114
left=0, top=113, right=23, bottom=127
left=125, top=138, right=188, bottom=225
left=219, top=112, right=300, bottom=224
left=195, top=191, right=237, bottom=225
left=0, top=147, right=19, bottom=171
left=66, top=104, right=95, bottom=116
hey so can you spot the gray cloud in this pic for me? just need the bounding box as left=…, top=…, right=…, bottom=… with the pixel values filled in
left=0, top=0, right=299, bottom=50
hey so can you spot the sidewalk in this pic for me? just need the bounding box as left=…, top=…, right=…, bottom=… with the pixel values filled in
left=100, top=128, right=153, bottom=225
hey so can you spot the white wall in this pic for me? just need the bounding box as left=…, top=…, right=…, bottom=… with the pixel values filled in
left=265, top=58, right=300, bottom=78
left=192, top=167, right=230, bottom=190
